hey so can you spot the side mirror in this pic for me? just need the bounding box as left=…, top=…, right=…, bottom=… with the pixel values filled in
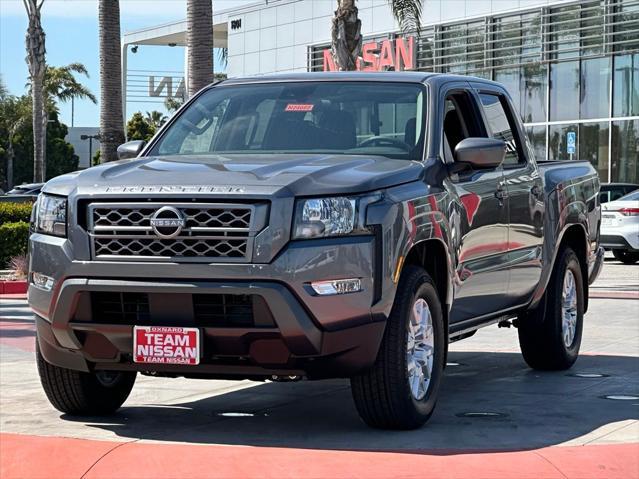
left=454, top=138, right=506, bottom=170
left=117, top=140, right=146, bottom=160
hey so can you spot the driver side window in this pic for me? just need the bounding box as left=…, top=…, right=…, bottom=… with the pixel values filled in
left=442, top=92, right=482, bottom=162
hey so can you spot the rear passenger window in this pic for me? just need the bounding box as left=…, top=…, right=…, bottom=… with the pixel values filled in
left=479, top=93, right=524, bottom=166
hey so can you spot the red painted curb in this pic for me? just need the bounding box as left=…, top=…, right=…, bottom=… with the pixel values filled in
left=1, top=433, right=637, bottom=479
left=0, top=280, right=27, bottom=295
left=0, top=293, right=27, bottom=300
left=590, top=291, right=639, bottom=300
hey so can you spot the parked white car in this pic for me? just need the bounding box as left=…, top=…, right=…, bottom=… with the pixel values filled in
left=601, top=189, right=639, bottom=264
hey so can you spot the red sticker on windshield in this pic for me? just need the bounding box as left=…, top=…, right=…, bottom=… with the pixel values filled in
left=285, top=103, right=314, bottom=112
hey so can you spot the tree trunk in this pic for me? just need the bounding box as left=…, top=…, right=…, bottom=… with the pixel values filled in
left=6, top=141, right=14, bottom=190
left=98, top=0, right=125, bottom=162
left=41, top=106, right=48, bottom=179
left=24, top=0, right=46, bottom=182
left=331, top=0, right=362, bottom=71
left=186, top=0, right=214, bottom=98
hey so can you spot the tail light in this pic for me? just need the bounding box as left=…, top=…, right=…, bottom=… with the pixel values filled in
left=619, top=208, right=639, bottom=216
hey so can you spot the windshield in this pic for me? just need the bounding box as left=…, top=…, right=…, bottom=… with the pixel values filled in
left=150, top=81, right=426, bottom=161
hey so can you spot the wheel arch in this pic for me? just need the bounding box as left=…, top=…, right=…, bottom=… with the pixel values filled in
left=548, top=223, right=590, bottom=313
left=403, top=238, right=451, bottom=333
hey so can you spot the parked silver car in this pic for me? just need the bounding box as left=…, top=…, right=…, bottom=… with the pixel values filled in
left=601, top=189, right=639, bottom=264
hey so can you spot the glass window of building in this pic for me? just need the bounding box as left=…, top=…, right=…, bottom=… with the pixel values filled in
left=580, top=57, right=610, bottom=119
left=494, top=69, right=520, bottom=111
left=579, top=122, right=609, bottom=182
left=550, top=61, right=580, bottom=121
left=467, top=22, right=485, bottom=75
left=613, top=2, right=639, bottom=53
left=611, top=120, right=639, bottom=184
left=521, top=64, right=546, bottom=123
left=526, top=125, right=546, bottom=162
left=613, top=54, right=639, bottom=117
left=493, top=14, right=520, bottom=67
left=440, top=22, right=485, bottom=75
left=550, top=5, right=580, bottom=60
left=440, top=24, right=467, bottom=74
left=416, top=30, right=435, bottom=72
left=581, top=1, right=605, bottom=55
left=549, top=124, right=579, bottom=161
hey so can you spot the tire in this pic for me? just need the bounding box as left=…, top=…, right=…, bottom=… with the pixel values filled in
left=36, top=341, right=136, bottom=415
left=350, top=266, right=445, bottom=430
left=518, top=247, right=584, bottom=370
left=612, top=249, right=639, bottom=265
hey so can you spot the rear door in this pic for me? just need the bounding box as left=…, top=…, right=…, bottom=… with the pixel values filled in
left=474, top=84, right=545, bottom=304
left=442, top=87, right=511, bottom=324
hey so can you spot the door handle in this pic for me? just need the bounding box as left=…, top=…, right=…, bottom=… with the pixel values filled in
left=495, top=184, right=507, bottom=203
left=531, top=184, right=542, bottom=197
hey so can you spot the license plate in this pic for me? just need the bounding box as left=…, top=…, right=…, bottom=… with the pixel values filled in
left=133, top=326, right=200, bottom=365
left=602, top=216, right=614, bottom=226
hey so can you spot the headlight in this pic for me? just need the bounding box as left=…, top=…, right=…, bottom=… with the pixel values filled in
left=36, top=193, right=67, bottom=237
left=293, top=196, right=358, bottom=239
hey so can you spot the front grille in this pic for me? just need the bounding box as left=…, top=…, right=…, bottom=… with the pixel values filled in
left=92, top=292, right=150, bottom=323
left=86, top=292, right=274, bottom=328
left=86, top=202, right=267, bottom=262
left=193, top=294, right=254, bottom=326
left=94, top=237, right=248, bottom=258
left=92, top=206, right=252, bottom=230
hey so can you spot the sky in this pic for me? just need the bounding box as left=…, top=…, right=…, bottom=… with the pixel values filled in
left=0, top=0, right=255, bottom=127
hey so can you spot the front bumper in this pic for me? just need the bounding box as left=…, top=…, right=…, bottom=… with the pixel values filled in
left=29, top=234, right=387, bottom=378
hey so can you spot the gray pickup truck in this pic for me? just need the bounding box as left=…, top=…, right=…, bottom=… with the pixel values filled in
left=30, top=72, right=603, bottom=429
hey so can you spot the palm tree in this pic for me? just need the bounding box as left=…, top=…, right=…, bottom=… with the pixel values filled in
left=0, top=85, right=30, bottom=189
left=145, top=111, right=168, bottom=130
left=23, top=0, right=46, bottom=182
left=28, top=63, right=97, bottom=174
left=331, top=0, right=423, bottom=71
left=44, top=63, right=97, bottom=106
left=98, top=0, right=125, bottom=162
left=186, top=0, right=213, bottom=98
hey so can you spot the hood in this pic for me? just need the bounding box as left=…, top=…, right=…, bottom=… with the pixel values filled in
left=43, top=153, right=424, bottom=197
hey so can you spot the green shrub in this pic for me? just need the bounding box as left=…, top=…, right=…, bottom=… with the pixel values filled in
left=0, top=202, right=33, bottom=224
left=0, top=221, right=29, bottom=268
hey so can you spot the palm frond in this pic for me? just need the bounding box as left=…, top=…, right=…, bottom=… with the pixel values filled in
left=65, top=62, right=90, bottom=77
left=388, top=0, right=422, bottom=35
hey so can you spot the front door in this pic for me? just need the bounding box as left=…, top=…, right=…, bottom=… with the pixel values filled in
left=442, top=90, right=511, bottom=324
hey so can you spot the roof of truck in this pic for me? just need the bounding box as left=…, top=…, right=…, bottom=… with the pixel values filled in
left=217, top=71, right=501, bottom=87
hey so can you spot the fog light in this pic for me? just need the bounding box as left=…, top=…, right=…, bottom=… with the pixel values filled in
left=32, top=272, right=54, bottom=291
left=310, top=278, right=361, bottom=296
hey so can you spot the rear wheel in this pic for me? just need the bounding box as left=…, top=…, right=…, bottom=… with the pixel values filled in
left=350, top=266, right=445, bottom=430
left=518, top=247, right=584, bottom=370
left=37, top=341, right=136, bottom=415
left=612, top=249, right=639, bottom=265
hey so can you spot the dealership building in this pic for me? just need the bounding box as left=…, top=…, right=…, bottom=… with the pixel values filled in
left=123, top=0, right=639, bottom=184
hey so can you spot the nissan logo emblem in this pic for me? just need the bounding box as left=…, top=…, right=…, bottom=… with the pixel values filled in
left=149, top=206, right=186, bottom=239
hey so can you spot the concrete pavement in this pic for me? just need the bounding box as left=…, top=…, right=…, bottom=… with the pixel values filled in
left=1, top=257, right=638, bottom=478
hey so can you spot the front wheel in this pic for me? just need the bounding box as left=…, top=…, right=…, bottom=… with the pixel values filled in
left=612, top=249, right=639, bottom=264
left=350, top=266, right=445, bottom=430
left=518, top=247, right=584, bottom=370
left=37, top=341, right=136, bottom=415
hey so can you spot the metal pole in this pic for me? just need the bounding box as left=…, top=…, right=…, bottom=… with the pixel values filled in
left=121, top=42, right=128, bottom=137
left=88, top=138, right=93, bottom=166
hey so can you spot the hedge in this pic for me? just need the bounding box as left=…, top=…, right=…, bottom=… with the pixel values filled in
left=0, top=221, right=29, bottom=268
left=0, top=202, right=33, bottom=224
